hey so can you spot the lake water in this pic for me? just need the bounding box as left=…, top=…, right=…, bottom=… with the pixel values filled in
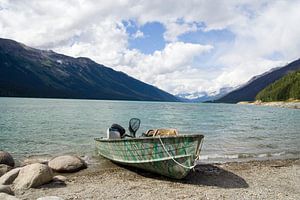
left=0, top=97, right=299, bottom=163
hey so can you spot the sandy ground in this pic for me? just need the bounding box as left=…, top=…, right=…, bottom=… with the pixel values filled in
left=15, top=158, right=300, bottom=200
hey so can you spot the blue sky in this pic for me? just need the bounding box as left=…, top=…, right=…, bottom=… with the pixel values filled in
left=1, top=0, right=300, bottom=97
left=125, top=20, right=236, bottom=69
left=125, top=21, right=166, bottom=54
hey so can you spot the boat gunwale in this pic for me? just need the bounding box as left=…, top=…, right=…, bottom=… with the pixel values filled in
left=94, top=134, right=204, bottom=142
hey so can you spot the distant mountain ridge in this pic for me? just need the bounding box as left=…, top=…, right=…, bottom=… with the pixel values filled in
left=0, top=38, right=178, bottom=101
left=214, top=59, right=300, bottom=103
left=176, top=87, right=235, bottom=102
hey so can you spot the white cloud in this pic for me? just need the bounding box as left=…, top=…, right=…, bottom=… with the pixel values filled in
left=53, top=20, right=128, bottom=67
left=115, top=42, right=213, bottom=92
left=213, top=0, right=300, bottom=88
left=163, top=21, right=198, bottom=42
left=0, top=0, right=300, bottom=96
left=132, top=30, right=144, bottom=39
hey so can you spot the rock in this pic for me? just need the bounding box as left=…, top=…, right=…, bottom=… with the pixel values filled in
left=51, top=175, right=67, bottom=187
left=13, top=163, right=53, bottom=190
left=0, top=151, right=15, bottom=167
left=0, top=164, right=13, bottom=177
left=0, top=167, right=21, bottom=185
left=0, top=184, right=14, bottom=195
left=48, top=155, right=87, bottom=173
left=53, top=175, right=67, bottom=182
left=0, top=193, right=20, bottom=200
left=21, top=157, right=50, bottom=166
left=37, top=196, right=64, bottom=200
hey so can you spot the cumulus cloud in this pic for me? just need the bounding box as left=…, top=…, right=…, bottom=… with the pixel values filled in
left=53, top=20, right=128, bottom=67
left=163, top=21, right=198, bottom=42
left=115, top=42, right=213, bottom=92
left=214, top=0, right=300, bottom=88
left=0, top=0, right=300, bottom=96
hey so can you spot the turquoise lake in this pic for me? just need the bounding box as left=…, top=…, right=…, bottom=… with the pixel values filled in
left=0, top=97, right=299, bottom=162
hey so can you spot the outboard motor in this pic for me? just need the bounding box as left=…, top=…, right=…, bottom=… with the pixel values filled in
left=107, top=124, right=126, bottom=139
left=106, top=118, right=141, bottom=139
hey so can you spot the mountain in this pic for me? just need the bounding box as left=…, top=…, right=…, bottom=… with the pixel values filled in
left=0, top=38, right=178, bottom=101
left=214, top=59, right=300, bottom=103
left=176, top=87, right=235, bottom=102
left=256, top=70, right=300, bottom=101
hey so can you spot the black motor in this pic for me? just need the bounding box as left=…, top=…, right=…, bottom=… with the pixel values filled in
left=108, top=118, right=141, bottom=138
left=110, top=124, right=126, bottom=138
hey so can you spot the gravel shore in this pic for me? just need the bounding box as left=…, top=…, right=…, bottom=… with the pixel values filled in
left=16, top=158, right=300, bottom=200
left=238, top=101, right=300, bottom=109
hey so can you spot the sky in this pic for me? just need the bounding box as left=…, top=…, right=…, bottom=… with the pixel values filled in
left=1, top=0, right=300, bottom=97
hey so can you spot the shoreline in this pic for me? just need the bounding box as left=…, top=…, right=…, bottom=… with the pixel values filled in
left=237, top=100, right=300, bottom=109
left=15, top=158, right=300, bottom=200
left=15, top=151, right=300, bottom=167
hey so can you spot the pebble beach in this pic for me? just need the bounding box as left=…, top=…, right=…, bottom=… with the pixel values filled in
left=14, top=158, right=300, bottom=200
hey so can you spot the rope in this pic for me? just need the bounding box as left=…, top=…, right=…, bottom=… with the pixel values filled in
left=158, top=136, right=197, bottom=169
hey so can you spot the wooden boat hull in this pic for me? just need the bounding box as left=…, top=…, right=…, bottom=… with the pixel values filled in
left=94, top=134, right=204, bottom=179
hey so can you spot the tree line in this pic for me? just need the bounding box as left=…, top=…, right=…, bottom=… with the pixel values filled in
left=256, top=70, right=300, bottom=102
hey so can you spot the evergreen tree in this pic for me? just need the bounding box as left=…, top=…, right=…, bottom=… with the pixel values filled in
left=256, top=70, right=300, bottom=101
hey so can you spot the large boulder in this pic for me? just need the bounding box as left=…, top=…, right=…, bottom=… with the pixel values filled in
left=48, top=155, right=87, bottom=173
left=13, top=163, right=53, bottom=190
left=0, top=164, right=13, bottom=177
left=0, top=168, right=21, bottom=185
left=0, top=193, right=20, bottom=200
left=0, top=151, right=15, bottom=167
left=0, top=184, right=14, bottom=195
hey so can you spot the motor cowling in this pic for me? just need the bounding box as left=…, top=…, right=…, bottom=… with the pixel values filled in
left=107, top=124, right=126, bottom=139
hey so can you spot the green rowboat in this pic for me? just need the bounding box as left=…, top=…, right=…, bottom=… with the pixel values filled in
left=95, top=134, right=204, bottom=179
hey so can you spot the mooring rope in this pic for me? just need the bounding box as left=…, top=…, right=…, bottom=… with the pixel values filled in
left=158, top=136, right=197, bottom=169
